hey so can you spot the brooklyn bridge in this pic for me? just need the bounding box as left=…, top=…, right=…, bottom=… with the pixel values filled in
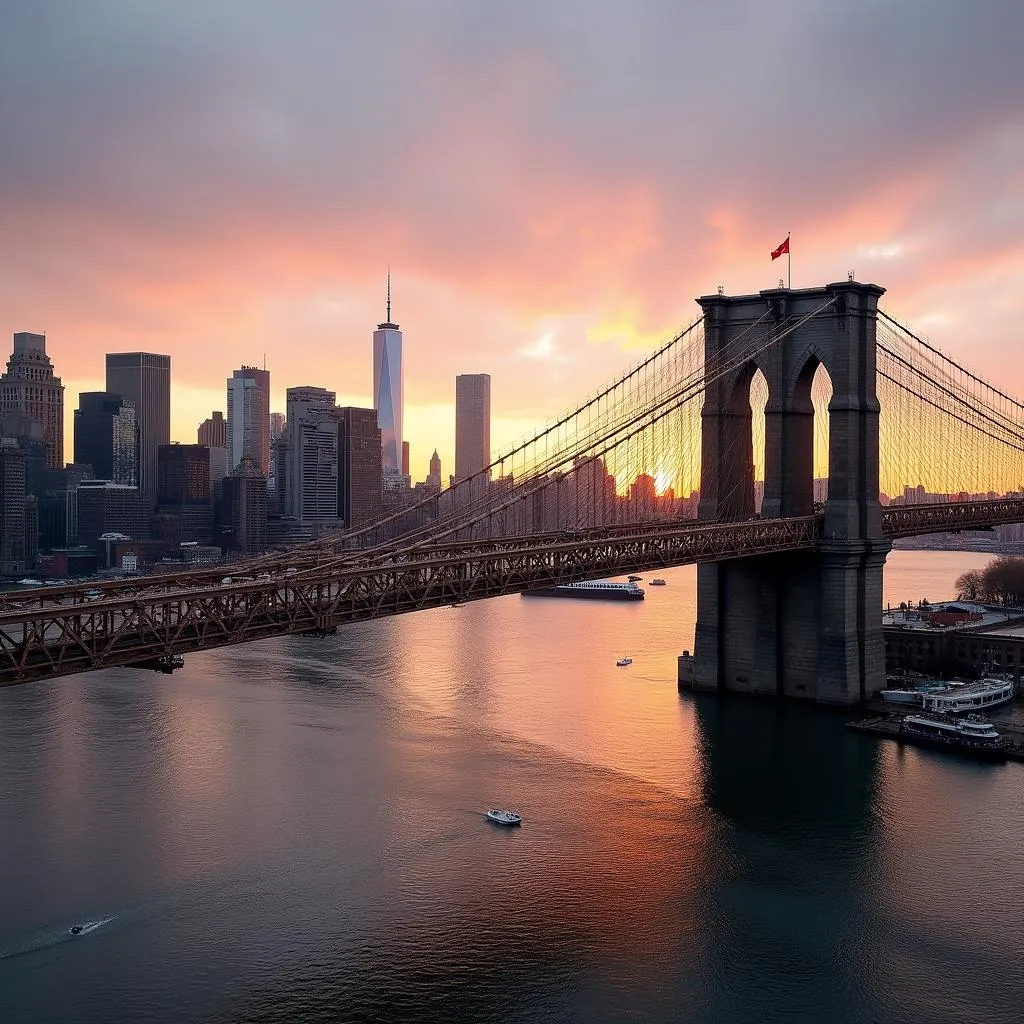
left=3, top=280, right=1023, bottom=700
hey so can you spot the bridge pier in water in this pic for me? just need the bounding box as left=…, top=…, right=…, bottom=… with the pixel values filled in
left=692, top=281, right=891, bottom=705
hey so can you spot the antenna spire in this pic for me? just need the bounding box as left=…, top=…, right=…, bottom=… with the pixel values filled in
left=386, top=268, right=391, bottom=324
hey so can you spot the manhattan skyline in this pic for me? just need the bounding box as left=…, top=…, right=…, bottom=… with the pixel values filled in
left=1, top=2, right=1021, bottom=481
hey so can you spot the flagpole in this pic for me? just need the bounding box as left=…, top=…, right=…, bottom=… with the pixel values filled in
left=788, top=232, right=791, bottom=289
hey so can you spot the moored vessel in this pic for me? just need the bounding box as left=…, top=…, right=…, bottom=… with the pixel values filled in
left=898, top=712, right=1007, bottom=760
left=921, top=677, right=1014, bottom=713
left=523, top=581, right=645, bottom=602
left=649, top=579, right=667, bottom=587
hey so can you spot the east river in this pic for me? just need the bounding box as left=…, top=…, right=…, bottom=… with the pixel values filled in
left=2, top=549, right=1023, bottom=1023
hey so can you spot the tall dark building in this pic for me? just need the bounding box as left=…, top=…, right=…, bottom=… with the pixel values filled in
left=221, top=455, right=268, bottom=554
left=0, top=440, right=27, bottom=573
left=74, top=392, right=138, bottom=484
left=155, top=444, right=212, bottom=544
left=0, top=332, right=64, bottom=469
left=455, top=373, right=491, bottom=481
left=157, top=444, right=210, bottom=505
left=75, top=480, right=148, bottom=556
left=105, top=352, right=170, bottom=505
left=338, top=407, right=383, bottom=529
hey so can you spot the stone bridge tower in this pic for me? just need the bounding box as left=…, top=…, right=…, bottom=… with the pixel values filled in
left=693, top=281, right=890, bottom=704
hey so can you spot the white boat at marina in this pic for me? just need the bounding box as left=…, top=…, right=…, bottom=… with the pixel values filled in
left=921, top=677, right=1014, bottom=713
left=899, top=712, right=1007, bottom=760
left=879, top=680, right=947, bottom=706
left=486, top=809, right=522, bottom=826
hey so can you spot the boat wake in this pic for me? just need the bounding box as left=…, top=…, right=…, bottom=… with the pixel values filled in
left=0, top=916, right=115, bottom=959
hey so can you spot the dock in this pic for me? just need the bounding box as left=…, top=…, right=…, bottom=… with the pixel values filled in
left=848, top=713, right=1024, bottom=763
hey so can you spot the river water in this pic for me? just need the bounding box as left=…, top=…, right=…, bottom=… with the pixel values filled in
left=2, top=549, right=1022, bottom=1023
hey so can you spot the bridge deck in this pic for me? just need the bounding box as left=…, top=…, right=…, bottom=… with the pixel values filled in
left=2, top=499, right=1022, bottom=686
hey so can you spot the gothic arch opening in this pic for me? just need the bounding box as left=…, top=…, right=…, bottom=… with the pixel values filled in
left=789, top=356, right=833, bottom=514
left=716, top=362, right=767, bottom=521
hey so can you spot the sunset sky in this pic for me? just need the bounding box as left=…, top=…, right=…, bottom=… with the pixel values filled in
left=2, top=1, right=1022, bottom=481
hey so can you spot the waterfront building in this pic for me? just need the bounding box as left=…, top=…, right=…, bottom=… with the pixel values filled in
left=105, top=352, right=170, bottom=505
left=197, top=411, right=227, bottom=448
left=0, top=439, right=28, bottom=574
left=74, top=392, right=138, bottom=485
left=0, top=332, right=64, bottom=470
left=372, top=275, right=404, bottom=480
left=455, top=373, right=491, bottom=482
left=338, top=407, right=383, bottom=529
left=227, top=366, right=270, bottom=476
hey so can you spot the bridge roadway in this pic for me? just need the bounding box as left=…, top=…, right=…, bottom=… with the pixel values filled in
left=2, top=499, right=1022, bottom=686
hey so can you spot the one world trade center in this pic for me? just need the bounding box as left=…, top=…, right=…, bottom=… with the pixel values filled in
left=372, top=273, right=404, bottom=478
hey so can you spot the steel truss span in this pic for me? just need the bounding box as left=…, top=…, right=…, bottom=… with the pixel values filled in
left=0, top=517, right=820, bottom=686
left=880, top=499, right=1024, bottom=538
left=3, top=499, right=1024, bottom=686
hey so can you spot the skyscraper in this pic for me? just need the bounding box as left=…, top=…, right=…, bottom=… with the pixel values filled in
left=455, top=373, right=491, bottom=481
left=74, top=392, right=138, bottom=485
left=227, top=366, right=270, bottom=475
left=427, top=449, right=442, bottom=490
left=338, top=407, right=383, bottom=528
left=155, top=443, right=212, bottom=543
left=105, top=352, right=170, bottom=505
left=284, top=386, right=336, bottom=518
left=197, top=410, right=227, bottom=447
left=0, top=332, right=64, bottom=469
left=221, top=455, right=268, bottom=554
left=372, top=274, right=404, bottom=478
left=0, top=439, right=27, bottom=573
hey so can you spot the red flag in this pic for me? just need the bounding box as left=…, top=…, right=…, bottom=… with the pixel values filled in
left=771, top=236, right=790, bottom=261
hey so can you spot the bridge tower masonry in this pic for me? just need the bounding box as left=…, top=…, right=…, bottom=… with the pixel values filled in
left=693, top=281, right=890, bottom=705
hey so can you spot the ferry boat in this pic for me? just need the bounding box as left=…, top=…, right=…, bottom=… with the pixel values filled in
left=523, top=581, right=645, bottom=602
left=898, top=712, right=1007, bottom=760
left=921, top=677, right=1014, bottom=713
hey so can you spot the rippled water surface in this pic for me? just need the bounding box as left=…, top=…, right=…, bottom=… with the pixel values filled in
left=2, top=551, right=1022, bottom=1023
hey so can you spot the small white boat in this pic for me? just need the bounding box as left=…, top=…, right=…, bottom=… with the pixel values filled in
left=649, top=578, right=667, bottom=587
left=486, top=809, right=522, bottom=826
left=617, top=657, right=632, bottom=667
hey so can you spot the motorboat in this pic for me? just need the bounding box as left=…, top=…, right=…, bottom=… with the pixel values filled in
left=649, top=579, right=667, bottom=587
left=627, top=575, right=642, bottom=582
left=69, top=925, right=83, bottom=936
left=486, top=809, right=522, bottom=826
left=616, top=657, right=632, bottom=667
